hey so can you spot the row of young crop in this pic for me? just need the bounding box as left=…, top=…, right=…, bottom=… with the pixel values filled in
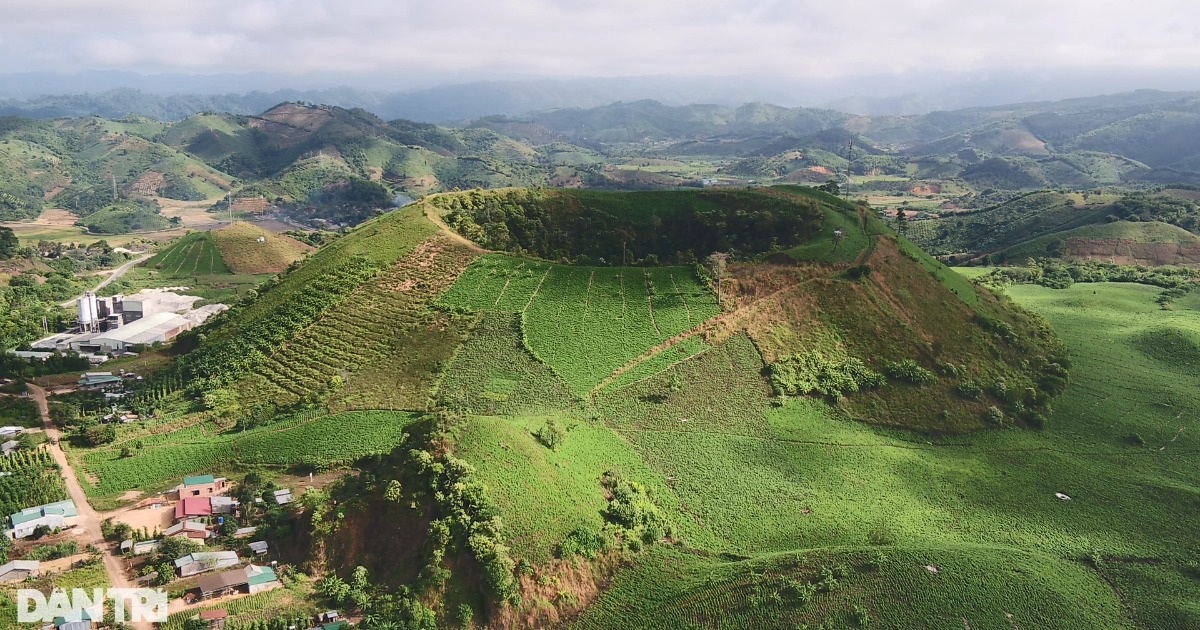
left=180, top=254, right=385, bottom=390
left=240, top=235, right=478, bottom=409
left=81, top=411, right=416, bottom=498
left=0, top=447, right=68, bottom=517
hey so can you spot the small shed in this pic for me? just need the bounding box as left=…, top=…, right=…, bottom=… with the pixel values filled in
left=200, top=610, right=229, bottom=630
left=272, top=489, right=293, bottom=505
left=0, top=559, right=40, bottom=582
left=248, top=540, right=268, bottom=556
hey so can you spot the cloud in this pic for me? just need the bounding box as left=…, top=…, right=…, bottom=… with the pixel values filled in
left=1, top=0, right=1198, bottom=78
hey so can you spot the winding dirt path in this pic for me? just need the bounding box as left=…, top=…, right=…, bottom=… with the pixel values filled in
left=424, top=205, right=486, bottom=252
left=26, top=384, right=154, bottom=628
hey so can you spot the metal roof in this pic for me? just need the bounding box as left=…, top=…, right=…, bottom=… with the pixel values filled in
left=9, top=500, right=76, bottom=526
left=183, top=474, right=216, bottom=486
left=174, top=551, right=239, bottom=568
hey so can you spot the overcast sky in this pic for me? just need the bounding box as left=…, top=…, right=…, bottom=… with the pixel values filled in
left=3, top=0, right=1199, bottom=79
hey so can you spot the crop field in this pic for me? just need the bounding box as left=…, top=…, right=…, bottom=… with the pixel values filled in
left=145, top=231, right=230, bottom=276
left=437, top=313, right=580, bottom=416
left=74, top=410, right=417, bottom=500
left=209, top=221, right=313, bottom=274
left=236, top=233, right=478, bottom=411
left=0, top=447, right=68, bottom=518
left=440, top=255, right=719, bottom=395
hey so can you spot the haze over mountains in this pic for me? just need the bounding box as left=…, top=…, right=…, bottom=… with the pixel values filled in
left=6, top=68, right=1200, bottom=122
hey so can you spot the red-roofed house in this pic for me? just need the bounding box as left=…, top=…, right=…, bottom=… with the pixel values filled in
left=174, top=497, right=212, bottom=522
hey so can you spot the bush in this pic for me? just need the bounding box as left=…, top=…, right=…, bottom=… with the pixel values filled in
left=885, top=360, right=937, bottom=385
left=81, top=423, right=117, bottom=446
left=533, top=419, right=567, bottom=451
left=558, top=527, right=608, bottom=559
left=985, top=406, right=1006, bottom=426
left=956, top=381, right=983, bottom=399
left=770, top=352, right=884, bottom=398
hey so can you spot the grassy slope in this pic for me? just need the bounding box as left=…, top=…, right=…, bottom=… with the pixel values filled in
left=566, top=281, right=1198, bottom=629
left=1003, top=220, right=1200, bottom=260
left=209, top=221, right=314, bottom=274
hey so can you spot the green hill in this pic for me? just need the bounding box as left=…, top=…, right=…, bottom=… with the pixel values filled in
left=52, top=186, right=1118, bottom=628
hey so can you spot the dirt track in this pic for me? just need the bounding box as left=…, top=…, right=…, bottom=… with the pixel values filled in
left=27, top=384, right=154, bottom=629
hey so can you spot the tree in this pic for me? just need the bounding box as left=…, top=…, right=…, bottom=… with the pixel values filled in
left=0, top=227, right=17, bottom=260
left=894, top=208, right=908, bottom=235
left=817, top=179, right=840, bottom=195
left=533, top=419, right=567, bottom=451
left=82, top=423, right=116, bottom=446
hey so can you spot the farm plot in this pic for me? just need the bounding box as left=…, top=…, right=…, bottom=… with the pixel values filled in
left=237, top=234, right=479, bottom=411
left=76, top=410, right=417, bottom=500
left=440, top=255, right=719, bottom=395
left=0, top=447, right=68, bottom=518
left=145, top=231, right=230, bottom=276
left=437, top=313, right=580, bottom=416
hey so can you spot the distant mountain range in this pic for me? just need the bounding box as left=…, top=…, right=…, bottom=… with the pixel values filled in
left=5, top=68, right=1200, bottom=122
left=3, top=89, right=1200, bottom=226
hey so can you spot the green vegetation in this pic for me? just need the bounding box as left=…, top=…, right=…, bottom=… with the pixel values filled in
left=75, top=410, right=416, bottom=500
left=435, top=188, right=824, bottom=263
left=441, top=254, right=719, bottom=395
left=0, top=447, right=68, bottom=519
left=146, top=231, right=230, bottom=275
left=75, top=201, right=171, bottom=234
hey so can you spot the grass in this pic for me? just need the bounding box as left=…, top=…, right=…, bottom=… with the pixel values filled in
left=561, top=281, right=1199, bottom=626
left=783, top=205, right=869, bottom=265
left=145, top=231, right=230, bottom=276
left=453, top=415, right=669, bottom=563
left=72, top=410, right=418, bottom=503
left=440, top=255, right=719, bottom=396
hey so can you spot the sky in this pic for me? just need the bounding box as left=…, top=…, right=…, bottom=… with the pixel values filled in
left=2, top=0, right=1199, bottom=81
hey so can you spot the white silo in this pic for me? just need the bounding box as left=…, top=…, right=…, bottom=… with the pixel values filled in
left=78, top=295, right=94, bottom=331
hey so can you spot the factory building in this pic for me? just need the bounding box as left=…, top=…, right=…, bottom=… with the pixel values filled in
left=31, top=289, right=227, bottom=356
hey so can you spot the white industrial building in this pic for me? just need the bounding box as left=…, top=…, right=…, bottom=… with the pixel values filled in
left=68, top=312, right=194, bottom=354
left=31, top=289, right=226, bottom=356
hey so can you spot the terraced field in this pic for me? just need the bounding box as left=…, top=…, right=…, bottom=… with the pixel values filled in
left=236, top=233, right=479, bottom=411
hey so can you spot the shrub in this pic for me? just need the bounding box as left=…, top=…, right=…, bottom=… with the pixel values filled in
left=956, top=381, right=983, bottom=400
left=985, top=406, right=1006, bottom=426
left=533, top=419, right=567, bottom=451
left=770, top=352, right=884, bottom=398
left=885, top=360, right=937, bottom=385
left=558, top=527, right=608, bottom=559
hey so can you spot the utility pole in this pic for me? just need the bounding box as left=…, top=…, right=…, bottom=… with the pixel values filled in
left=844, top=139, right=854, bottom=198
left=111, top=173, right=118, bottom=202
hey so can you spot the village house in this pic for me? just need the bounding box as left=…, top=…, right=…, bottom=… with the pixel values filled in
left=199, top=610, right=229, bottom=630
left=194, top=564, right=281, bottom=600
left=5, top=500, right=77, bottom=539
left=174, top=551, right=240, bottom=577
left=163, top=520, right=212, bottom=543
left=177, top=474, right=229, bottom=497
left=174, top=497, right=213, bottom=522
